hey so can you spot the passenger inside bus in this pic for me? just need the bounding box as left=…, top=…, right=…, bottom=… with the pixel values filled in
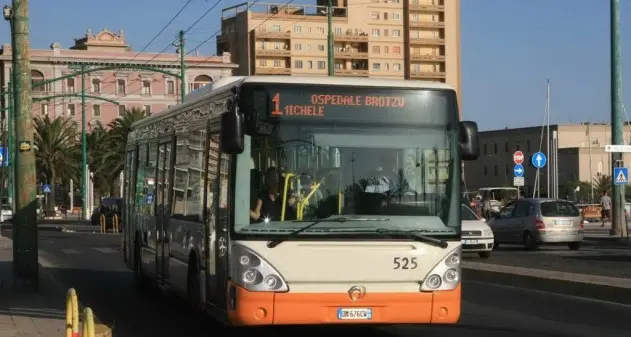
left=249, top=167, right=297, bottom=223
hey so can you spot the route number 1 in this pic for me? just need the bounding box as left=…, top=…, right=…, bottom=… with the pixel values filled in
left=271, top=93, right=283, bottom=116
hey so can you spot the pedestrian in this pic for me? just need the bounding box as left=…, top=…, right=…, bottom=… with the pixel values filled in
left=600, top=190, right=612, bottom=227
left=482, top=196, right=492, bottom=220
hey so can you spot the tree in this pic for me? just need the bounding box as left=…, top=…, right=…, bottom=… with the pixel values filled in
left=86, top=121, right=112, bottom=199
left=100, top=107, right=146, bottom=195
left=34, top=116, right=80, bottom=214
left=592, top=174, right=611, bottom=196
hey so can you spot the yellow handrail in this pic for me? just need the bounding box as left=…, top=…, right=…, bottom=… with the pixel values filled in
left=297, top=183, right=321, bottom=220
left=280, top=173, right=295, bottom=221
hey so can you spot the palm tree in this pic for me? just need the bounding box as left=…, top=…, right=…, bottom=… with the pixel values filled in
left=592, top=174, right=611, bottom=196
left=100, top=107, right=146, bottom=194
left=34, top=115, right=80, bottom=214
left=87, top=121, right=112, bottom=198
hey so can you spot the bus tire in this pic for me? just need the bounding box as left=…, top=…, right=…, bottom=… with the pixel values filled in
left=134, top=233, right=148, bottom=290
left=187, top=254, right=203, bottom=313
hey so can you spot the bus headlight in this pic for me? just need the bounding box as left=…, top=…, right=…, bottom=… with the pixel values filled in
left=420, top=247, right=461, bottom=292
left=230, top=244, right=289, bottom=292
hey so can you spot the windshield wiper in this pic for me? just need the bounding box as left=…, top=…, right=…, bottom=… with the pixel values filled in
left=266, top=217, right=387, bottom=248
left=375, top=228, right=448, bottom=249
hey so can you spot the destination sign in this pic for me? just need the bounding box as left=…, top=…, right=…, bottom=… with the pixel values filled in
left=262, top=85, right=454, bottom=125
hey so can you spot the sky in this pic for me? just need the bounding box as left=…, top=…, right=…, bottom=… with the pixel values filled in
left=0, top=0, right=629, bottom=131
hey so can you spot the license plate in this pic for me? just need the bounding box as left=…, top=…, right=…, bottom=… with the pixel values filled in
left=554, top=220, right=571, bottom=226
left=337, top=308, right=372, bottom=320
left=463, top=239, right=478, bottom=244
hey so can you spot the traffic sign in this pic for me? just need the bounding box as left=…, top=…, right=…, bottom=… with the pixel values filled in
left=43, top=184, right=51, bottom=193
left=512, top=151, right=525, bottom=165
left=0, top=147, right=6, bottom=166
left=513, top=177, right=525, bottom=187
left=605, top=145, right=631, bottom=153
left=614, top=167, right=629, bottom=185
left=531, top=152, right=547, bottom=169
left=513, top=164, right=525, bottom=177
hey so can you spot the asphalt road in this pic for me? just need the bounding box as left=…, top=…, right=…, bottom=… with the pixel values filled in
left=3, top=229, right=631, bottom=337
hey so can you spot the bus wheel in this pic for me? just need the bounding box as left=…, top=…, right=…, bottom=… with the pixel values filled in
left=134, top=235, right=148, bottom=290
left=187, top=258, right=203, bottom=312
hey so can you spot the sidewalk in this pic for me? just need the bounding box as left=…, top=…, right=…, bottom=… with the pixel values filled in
left=0, top=237, right=65, bottom=337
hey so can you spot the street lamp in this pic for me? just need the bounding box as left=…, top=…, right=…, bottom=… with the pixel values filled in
left=2, top=5, right=12, bottom=20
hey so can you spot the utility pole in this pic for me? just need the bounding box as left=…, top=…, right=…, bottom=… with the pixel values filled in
left=327, top=0, right=334, bottom=76
left=178, top=30, right=186, bottom=102
left=610, top=0, right=626, bottom=238
left=7, top=77, right=13, bottom=206
left=6, top=0, right=38, bottom=291
left=81, top=64, right=87, bottom=220
left=545, top=78, right=550, bottom=197
left=0, top=86, right=8, bottom=204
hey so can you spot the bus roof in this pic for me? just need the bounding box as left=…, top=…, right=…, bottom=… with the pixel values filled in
left=131, top=76, right=455, bottom=129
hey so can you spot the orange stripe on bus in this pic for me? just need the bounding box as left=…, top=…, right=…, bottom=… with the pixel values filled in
left=226, top=281, right=461, bottom=326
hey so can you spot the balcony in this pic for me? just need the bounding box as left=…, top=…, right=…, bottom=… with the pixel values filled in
left=253, top=30, right=291, bottom=39
left=410, top=71, right=446, bottom=79
left=409, top=37, right=445, bottom=45
left=335, top=69, right=369, bottom=77
left=409, top=21, right=445, bottom=29
left=335, top=51, right=369, bottom=59
left=216, top=34, right=229, bottom=43
left=410, top=54, right=445, bottom=62
left=255, top=49, right=292, bottom=57
left=409, top=4, right=445, bottom=12
left=255, top=67, right=291, bottom=75
left=334, top=33, right=369, bottom=43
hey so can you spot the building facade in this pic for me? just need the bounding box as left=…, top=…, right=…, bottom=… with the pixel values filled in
left=465, top=123, right=631, bottom=196
left=0, top=29, right=238, bottom=128
left=217, top=0, right=460, bottom=102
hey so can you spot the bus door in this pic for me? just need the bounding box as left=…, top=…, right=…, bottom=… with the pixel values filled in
left=156, top=141, right=173, bottom=283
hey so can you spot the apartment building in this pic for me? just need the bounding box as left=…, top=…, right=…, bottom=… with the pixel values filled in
left=217, top=0, right=460, bottom=101
left=465, top=123, right=631, bottom=195
left=0, top=29, right=238, bottom=128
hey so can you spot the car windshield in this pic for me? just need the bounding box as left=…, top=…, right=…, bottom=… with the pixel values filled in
left=540, top=201, right=580, bottom=217
left=233, top=122, right=460, bottom=237
left=461, top=204, right=479, bottom=221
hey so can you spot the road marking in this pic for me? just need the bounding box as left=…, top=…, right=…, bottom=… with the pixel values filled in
left=61, top=248, right=80, bottom=255
left=93, top=247, right=117, bottom=254
left=464, top=260, right=631, bottom=289
left=466, top=280, right=631, bottom=309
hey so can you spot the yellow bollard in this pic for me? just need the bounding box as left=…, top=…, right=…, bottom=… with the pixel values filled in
left=82, top=307, right=96, bottom=337
left=65, top=288, right=79, bottom=337
left=112, top=214, right=119, bottom=234
left=100, top=214, right=106, bottom=233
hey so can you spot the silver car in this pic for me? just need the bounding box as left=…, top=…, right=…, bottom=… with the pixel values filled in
left=488, top=198, right=583, bottom=251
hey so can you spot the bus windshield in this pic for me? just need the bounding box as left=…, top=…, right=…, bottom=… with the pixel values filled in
left=233, top=84, right=461, bottom=238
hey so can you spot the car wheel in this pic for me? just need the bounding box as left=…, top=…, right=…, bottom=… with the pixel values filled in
left=568, top=242, right=581, bottom=251
left=523, top=232, right=538, bottom=251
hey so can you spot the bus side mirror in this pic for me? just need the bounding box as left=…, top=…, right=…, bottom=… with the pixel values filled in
left=460, top=121, right=479, bottom=161
left=220, top=111, right=245, bottom=154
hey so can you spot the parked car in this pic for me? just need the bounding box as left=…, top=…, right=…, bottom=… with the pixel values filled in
left=90, top=197, right=123, bottom=230
left=0, top=204, right=12, bottom=222
left=461, top=204, right=494, bottom=258
left=488, top=198, right=583, bottom=251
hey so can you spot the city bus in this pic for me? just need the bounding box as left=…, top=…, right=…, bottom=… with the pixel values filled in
left=121, top=76, right=479, bottom=326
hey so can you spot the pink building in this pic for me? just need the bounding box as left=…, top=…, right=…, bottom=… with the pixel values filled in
left=0, top=29, right=238, bottom=129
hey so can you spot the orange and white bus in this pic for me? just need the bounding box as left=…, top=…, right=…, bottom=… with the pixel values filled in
left=121, top=76, right=479, bottom=326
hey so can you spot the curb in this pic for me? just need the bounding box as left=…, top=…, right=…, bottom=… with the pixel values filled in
left=463, top=267, right=631, bottom=305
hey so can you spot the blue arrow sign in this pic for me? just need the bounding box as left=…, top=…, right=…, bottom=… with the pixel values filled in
left=531, top=152, right=547, bottom=169
left=513, top=164, right=525, bottom=177
left=0, top=147, right=7, bottom=167
left=42, top=184, right=51, bottom=193
left=614, top=167, right=629, bottom=185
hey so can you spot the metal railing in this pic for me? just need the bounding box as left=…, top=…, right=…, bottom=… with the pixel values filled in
left=99, top=214, right=119, bottom=234
left=66, top=288, right=99, bottom=337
